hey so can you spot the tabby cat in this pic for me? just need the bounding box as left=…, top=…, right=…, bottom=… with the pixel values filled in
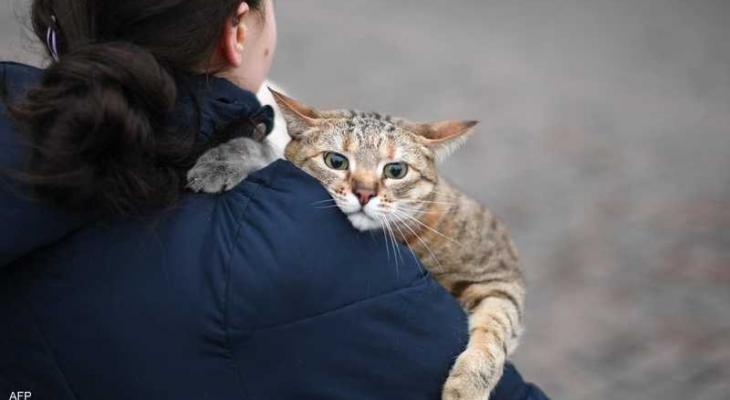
left=187, top=90, right=525, bottom=400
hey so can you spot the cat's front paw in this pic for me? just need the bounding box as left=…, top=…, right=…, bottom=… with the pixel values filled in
left=187, top=138, right=276, bottom=193
left=186, top=143, right=249, bottom=193
left=442, top=348, right=502, bottom=400
left=187, top=158, right=248, bottom=193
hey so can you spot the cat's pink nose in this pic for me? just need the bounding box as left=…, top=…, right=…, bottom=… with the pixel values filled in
left=353, top=188, right=376, bottom=206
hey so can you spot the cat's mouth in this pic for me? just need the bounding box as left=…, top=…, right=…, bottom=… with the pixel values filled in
left=346, top=211, right=381, bottom=232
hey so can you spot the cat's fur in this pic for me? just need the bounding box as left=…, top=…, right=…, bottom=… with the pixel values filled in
left=188, top=90, right=525, bottom=400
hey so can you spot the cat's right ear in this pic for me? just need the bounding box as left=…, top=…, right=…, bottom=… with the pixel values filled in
left=268, top=88, right=321, bottom=138
left=408, top=120, right=479, bottom=161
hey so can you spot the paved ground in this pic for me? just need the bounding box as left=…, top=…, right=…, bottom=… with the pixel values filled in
left=2, top=1, right=729, bottom=399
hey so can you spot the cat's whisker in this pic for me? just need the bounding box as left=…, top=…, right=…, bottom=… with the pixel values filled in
left=390, top=205, right=428, bottom=214
left=389, top=216, right=419, bottom=267
left=314, top=204, right=342, bottom=210
left=382, top=215, right=401, bottom=268
left=311, top=198, right=337, bottom=205
left=401, top=203, right=453, bottom=210
left=392, top=208, right=460, bottom=246
left=400, top=199, right=456, bottom=206
left=402, top=195, right=454, bottom=201
left=377, top=216, right=392, bottom=263
left=378, top=205, right=426, bottom=218
left=378, top=214, right=401, bottom=268
left=385, top=214, right=405, bottom=267
left=390, top=212, right=443, bottom=270
left=398, top=202, right=452, bottom=208
left=390, top=202, right=428, bottom=209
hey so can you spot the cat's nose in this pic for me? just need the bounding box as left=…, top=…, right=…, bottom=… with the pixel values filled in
left=353, top=188, right=376, bottom=206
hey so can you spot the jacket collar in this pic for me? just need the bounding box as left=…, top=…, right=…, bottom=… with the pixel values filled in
left=179, top=75, right=274, bottom=142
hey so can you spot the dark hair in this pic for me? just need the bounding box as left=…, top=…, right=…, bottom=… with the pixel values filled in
left=4, top=0, right=263, bottom=215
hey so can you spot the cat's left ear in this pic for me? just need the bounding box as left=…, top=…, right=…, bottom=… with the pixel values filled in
left=268, top=88, right=322, bottom=138
left=409, top=120, right=479, bottom=160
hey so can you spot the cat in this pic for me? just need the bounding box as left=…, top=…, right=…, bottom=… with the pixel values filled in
left=187, top=90, right=525, bottom=400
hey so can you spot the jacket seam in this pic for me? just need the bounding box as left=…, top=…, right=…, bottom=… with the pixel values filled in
left=249, top=274, right=434, bottom=334
left=221, top=161, right=283, bottom=400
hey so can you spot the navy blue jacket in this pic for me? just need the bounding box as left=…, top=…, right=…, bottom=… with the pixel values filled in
left=0, top=62, right=548, bottom=400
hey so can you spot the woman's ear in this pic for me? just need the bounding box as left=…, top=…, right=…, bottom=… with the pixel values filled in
left=268, top=89, right=321, bottom=138
left=408, top=120, right=479, bottom=161
left=220, top=2, right=251, bottom=67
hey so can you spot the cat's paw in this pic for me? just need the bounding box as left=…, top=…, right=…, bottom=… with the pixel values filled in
left=187, top=138, right=277, bottom=193
left=187, top=142, right=249, bottom=193
left=187, top=158, right=248, bottom=193
left=442, top=348, right=501, bottom=400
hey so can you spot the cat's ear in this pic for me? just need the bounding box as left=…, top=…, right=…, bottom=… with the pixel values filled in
left=268, top=88, right=321, bottom=138
left=409, top=120, right=479, bottom=160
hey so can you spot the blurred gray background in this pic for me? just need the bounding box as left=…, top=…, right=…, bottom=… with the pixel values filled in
left=2, top=0, right=729, bottom=399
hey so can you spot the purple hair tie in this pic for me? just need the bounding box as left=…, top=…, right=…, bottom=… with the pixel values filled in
left=45, top=15, right=60, bottom=61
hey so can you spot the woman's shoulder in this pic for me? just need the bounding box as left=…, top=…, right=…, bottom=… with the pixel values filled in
left=0, top=61, right=43, bottom=101
left=218, top=159, right=435, bottom=329
left=2, top=158, right=471, bottom=400
left=0, top=62, right=91, bottom=267
left=0, top=61, right=42, bottom=78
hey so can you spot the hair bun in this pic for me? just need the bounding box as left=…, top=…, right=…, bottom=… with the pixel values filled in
left=11, top=42, right=194, bottom=215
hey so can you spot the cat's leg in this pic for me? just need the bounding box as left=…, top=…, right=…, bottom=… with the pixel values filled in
left=187, top=138, right=278, bottom=193
left=442, top=278, right=525, bottom=400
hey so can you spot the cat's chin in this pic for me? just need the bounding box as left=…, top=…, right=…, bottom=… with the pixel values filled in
left=347, top=212, right=381, bottom=232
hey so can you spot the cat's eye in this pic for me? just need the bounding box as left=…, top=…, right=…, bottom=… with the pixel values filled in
left=384, top=162, right=409, bottom=179
left=323, top=152, right=350, bottom=171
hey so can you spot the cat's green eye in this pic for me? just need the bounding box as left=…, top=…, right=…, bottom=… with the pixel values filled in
left=323, top=152, right=350, bottom=171
left=384, top=162, right=409, bottom=179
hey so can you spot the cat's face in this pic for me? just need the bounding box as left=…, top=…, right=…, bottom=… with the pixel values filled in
left=272, top=90, right=477, bottom=232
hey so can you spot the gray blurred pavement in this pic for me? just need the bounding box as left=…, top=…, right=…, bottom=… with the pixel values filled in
left=2, top=1, right=729, bottom=399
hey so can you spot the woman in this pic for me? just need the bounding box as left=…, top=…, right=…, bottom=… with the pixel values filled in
left=0, top=1, right=548, bottom=399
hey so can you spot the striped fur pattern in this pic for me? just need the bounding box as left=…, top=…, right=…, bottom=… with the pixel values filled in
left=187, top=90, right=525, bottom=400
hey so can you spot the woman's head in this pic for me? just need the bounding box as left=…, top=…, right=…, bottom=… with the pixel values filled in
left=5, top=0, right=277, bottom=215
left=31, top=0, right=276, bottom=91
left=216, top=0, right=278, bottom=92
